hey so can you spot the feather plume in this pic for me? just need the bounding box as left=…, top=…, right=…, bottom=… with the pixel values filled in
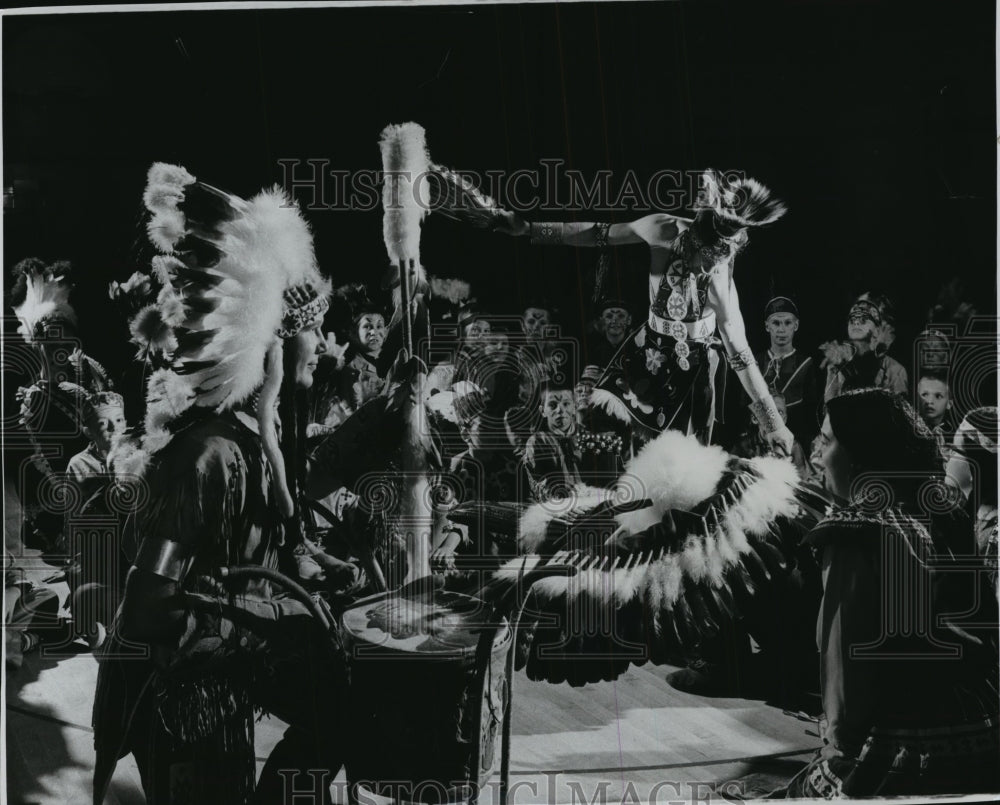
left=156, top=285, right=186, bottom=328
left=12, top=260, right=77, bottom=342
left=696, top=169, right=787, bottom=228
left=68, top=349, right=114, bottom=394
left=130, top=305, right=177, bottom=359
left=427, top=162, right=504, bottom=228
left=143, top=368, right=194, bottom=438
left=428, top=276, right=471, bottom=304
left=380, top=123, right=430, bottom=265
left=108, top=433, right=151, bottom=479
left=588, top=388, right=632, bottom=424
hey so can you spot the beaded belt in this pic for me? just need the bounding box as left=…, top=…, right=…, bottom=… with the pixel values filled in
left=647, top=310, right=716, bottom=341
left=647, top=310, right=716, bottom=371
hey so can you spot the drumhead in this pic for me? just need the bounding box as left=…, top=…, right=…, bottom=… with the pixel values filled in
left=343, top=587, right=509, bottom=658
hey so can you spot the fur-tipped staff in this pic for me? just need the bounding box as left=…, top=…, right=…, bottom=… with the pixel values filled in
left=380, top=122, right=430, bottom=359
left=378, top=122, right=434, bottom=585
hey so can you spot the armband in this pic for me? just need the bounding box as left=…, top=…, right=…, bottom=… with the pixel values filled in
left=529, top=222, right=565, bottom=245
left=727, top=347, right=755, bottom=372
left=749, top=398, right=784, bottom=435
left=134, top=537, right=194, bottom=583
left=596, top=222, right=610, bottom=249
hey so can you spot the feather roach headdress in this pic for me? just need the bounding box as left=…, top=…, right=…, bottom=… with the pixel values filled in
left=58, top=353, right=123, bottom=428
left=694, top=169, right=787, bottom=231
left=10, top=258, right=78, bottom=343
left=124, top=163, right=330, bottom=500
left=677, top=169, right=787, bottom=266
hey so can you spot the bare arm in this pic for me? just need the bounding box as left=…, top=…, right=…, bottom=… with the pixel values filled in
left=493, top=211, right=690, bottom=248
left=708, top=273, right=794, bottom=456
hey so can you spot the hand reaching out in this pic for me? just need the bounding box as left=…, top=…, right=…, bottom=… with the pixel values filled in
left=491, top=209, right=529, bottom=236
left=764, top=425, right=795, bottom=459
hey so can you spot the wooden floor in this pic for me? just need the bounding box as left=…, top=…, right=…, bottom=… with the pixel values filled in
left=5, top=484, right=819, bottom=804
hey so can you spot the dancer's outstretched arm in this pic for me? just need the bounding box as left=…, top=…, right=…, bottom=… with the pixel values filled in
left=493, top=210, right=691, bottom=248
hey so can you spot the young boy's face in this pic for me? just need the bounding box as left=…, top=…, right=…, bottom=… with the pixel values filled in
left=917, top=377, right=951, bottom=424
left=85, top=407, right=126, bottom=457
left=765, top=313, right=798, bottom=350
left=540, top=390, right=576, bottom=437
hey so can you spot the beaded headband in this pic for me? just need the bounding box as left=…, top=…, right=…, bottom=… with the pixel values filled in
left=278, top=284, right=330, bottom=338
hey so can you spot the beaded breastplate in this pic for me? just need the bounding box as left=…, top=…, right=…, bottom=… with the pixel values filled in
left=650, top=255, right=711, bottom=323
left=648, top=252, right=718, bottom=370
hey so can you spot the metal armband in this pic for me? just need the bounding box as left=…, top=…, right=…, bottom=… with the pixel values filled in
left=134, top=537, right=195, bottom=583
left=529, top=222, right=565, bottom=245
left=727, top=347, right=756, bottom=372
left=749, top=397, right=783, bottom=435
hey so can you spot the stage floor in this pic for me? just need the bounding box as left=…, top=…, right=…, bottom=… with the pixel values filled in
left=5, top=489, right=819, bottom=804
left=5, top=591, right=819, bottom=804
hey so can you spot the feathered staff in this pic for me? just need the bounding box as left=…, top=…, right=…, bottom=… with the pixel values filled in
left=380, top=122, right=430, bottom=359
left=379, top=123, right=434, bottom=584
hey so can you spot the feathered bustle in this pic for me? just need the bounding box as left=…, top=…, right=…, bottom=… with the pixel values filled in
left=518, top=486, right=610, bottom=553
left=485, top=429, right=820, bottom=684
left=615, top=429, right=730, bottom=534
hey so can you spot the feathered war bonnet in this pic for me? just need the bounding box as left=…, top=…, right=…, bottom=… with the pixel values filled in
left=682, top=169, right=787, bottom=266
left=131, top=163, right=330, bottom=517
left=10, top=258, right=78, bottom=343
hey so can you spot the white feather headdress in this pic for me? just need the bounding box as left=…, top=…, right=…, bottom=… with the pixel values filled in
left=133, top=162, right=325, bottom=464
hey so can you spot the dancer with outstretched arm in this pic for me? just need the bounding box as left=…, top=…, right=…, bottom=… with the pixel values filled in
left=489, top=170, right=793, bottom=456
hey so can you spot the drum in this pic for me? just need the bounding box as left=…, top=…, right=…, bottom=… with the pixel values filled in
left=343, top=585, right=511, bottom=804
